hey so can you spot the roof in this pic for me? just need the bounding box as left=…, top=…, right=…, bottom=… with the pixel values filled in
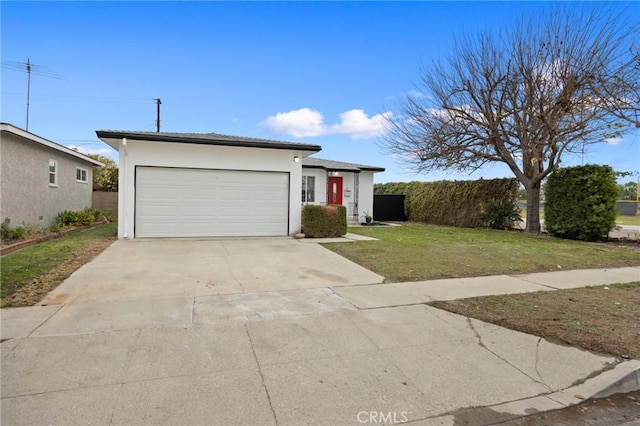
left=1, top=123, right=104, bottom=167
left=96, top=130, right=322, bottom=152
left=302, top=157, right=385, bottom=172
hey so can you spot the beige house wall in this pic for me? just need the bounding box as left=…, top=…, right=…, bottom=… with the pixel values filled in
left=0, top=132, right=94, bottom=227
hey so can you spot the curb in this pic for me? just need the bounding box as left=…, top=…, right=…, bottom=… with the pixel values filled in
left=429, top=360, right=640, bottom=423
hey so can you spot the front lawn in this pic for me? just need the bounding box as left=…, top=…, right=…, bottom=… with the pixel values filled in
left=1, top=222, right=117, bottom=308
left=323, top=223, right=640, bottom=282
left=431, top=282, right=640, bottom=359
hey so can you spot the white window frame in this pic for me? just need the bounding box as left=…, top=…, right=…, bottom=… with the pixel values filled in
left=49, top=159, right=58, bottom=187
left=302, top=176, right=315, bottom=203
left=76, top=167, right=88, bottom=183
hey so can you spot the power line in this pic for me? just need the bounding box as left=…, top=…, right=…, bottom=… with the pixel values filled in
left=2, top=60, right=68, bottom=81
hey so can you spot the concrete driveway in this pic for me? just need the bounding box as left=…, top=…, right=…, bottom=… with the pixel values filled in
left=40, top=238, right=384, bottom=305
left=2, top=239, right=638, bottom=425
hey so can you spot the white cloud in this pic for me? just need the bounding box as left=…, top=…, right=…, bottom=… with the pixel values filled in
left=605, top=137, right=622, bottom=145
left=67, top=145, right=111, bottom=156
left=262, top=108, right=326, bottom=138
left=330, top=109, right=392, bottom=139
left=262, top=108, right=391, bottom=139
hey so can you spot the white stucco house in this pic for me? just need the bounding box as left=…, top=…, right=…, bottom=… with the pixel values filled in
left=1, top=123, right=103, bottom=228
left=301, top=157, right=384, bottom=220
left=96, top=130, right=384, bottom=239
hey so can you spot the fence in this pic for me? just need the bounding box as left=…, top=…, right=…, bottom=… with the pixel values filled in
left=373, top=195, right=406, bottom=221
left=92, top=191, right=118, bottom=216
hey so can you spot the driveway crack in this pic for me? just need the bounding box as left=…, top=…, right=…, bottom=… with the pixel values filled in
left=466, top=318, right=552, bottom=392
left=244, top=323, right=279, bottom=425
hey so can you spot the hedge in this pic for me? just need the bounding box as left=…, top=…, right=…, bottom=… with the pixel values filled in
left=302, top=205, right=347, bottom=238
left=376, top=179, right=519, bottom=228
left=544, top=165, right=617, bottom=241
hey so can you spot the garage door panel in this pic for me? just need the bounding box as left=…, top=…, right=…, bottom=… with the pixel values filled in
left=135, top=167, right=289, bottom=238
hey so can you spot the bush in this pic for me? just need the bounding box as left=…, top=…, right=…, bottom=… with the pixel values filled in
left=302, top=205, right=347, bottom=238
left=54, top=207, right=111, bottom=228
left=480, top=198, right=522, bottom=230
left=544, top=165, right=617, bottom=241
left=1, top=220, right=28, bottom=241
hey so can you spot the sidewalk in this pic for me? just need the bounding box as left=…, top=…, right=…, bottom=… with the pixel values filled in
left=333, top=266, right=640, bottom=309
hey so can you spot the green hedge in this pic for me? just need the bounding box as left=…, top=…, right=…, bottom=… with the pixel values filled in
left=374, top=182, right=416, bottom=195
left=408, top=179, right=519, bottom=228
left=302, top=205, right=347, bottom=238
left=545, top=165, right=617, bottom=241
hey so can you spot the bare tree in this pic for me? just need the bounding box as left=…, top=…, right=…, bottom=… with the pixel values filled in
left=384, top=6, right=639, bottom=233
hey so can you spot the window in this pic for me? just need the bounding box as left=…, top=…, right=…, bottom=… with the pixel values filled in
left=48, top=160, right=58, bottom=186
left=76, top=167, right=88, bottom=183
left=302, top=176, right=315, bottom=202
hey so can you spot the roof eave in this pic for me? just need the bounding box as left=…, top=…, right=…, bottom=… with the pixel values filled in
left=1, top=123, right=104, bottom=167
left=96, top=130, right=322, bottom=152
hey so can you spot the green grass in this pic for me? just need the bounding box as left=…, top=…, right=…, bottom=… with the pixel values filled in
left=616, top=216, right=640, bottom=226
left=520, top=207, right=639, bottom=226
left=1, top=223, right=117, bottom=304
left=323, top=223, right=640, bottom=283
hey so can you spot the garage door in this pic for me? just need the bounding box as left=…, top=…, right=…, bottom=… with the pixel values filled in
left=135, top=167, right=289, bottom=238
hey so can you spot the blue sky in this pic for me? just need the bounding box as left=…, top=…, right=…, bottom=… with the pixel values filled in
left=2, top=1, right=638, bottom=183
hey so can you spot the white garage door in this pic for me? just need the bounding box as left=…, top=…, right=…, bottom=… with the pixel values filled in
left=135, top=167, right=289, bottom=238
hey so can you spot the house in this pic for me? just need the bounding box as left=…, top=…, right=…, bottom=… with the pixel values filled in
left=96, top=130, right=385, bottom=239
left=0, top=123, right=104, bottom=228
left=301, top=157, right=385, bottom=221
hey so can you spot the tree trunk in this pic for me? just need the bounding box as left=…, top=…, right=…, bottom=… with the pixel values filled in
left=525, top=181, right=542, bottom=234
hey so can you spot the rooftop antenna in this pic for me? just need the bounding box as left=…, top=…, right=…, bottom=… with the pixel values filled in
left=26, top=59, right=31, bottom=131
left=155, top=98, right=162, bottom=132
left=1, top=59, right=67, bottom=131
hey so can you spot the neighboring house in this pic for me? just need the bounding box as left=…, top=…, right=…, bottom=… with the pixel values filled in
left=301, top=157, right=385, bottom=221
left=0, top=123, right=104, bottom=228
left=96, top=130, right=384, bottom=239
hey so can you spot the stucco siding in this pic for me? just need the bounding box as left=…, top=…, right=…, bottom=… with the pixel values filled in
left=0, top=132, right=94, bottom=227
left=358, top=171, right=375, bottom=220
left=301, top=168, right=327, bottom=206
left=117, top=139, right=306, bottom=238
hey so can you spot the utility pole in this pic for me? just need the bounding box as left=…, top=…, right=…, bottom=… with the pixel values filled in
left=26, top=58, right=31, bottom=131
left=155, top=98, right=162, bottom=132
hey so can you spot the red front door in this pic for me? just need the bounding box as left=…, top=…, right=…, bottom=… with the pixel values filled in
left=328, top=176, right=343, bottom=205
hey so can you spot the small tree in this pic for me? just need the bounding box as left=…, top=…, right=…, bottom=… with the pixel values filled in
left=383, top=5, right=639, bottom=234
left=617, top=181, right=638, bottom=200
left=544, top=165, right=618, bottom=241
left=88, top=154, right=118, bottom=191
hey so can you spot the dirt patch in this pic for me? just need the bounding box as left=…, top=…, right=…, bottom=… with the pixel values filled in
left=431, top=282, right=640, bottom=359
left=1, top=236, right=116, bottom=307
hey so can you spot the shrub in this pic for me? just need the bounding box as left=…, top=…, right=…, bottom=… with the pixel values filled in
left=480, top=198, right=522, bottom=230
left=1, top=220, right=28, bottom=241
left=302, top=204, right=347, bottom=238
left=54, top=207, right=111, bottom=228
left=1, top=219, right=12, bottom=240
left=544, top=165, right=617, bottom=241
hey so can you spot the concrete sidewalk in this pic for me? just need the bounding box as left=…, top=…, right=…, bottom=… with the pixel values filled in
left=2, top=266, right=639, bottom=425
left=334, top=266, right=640, bottom=309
